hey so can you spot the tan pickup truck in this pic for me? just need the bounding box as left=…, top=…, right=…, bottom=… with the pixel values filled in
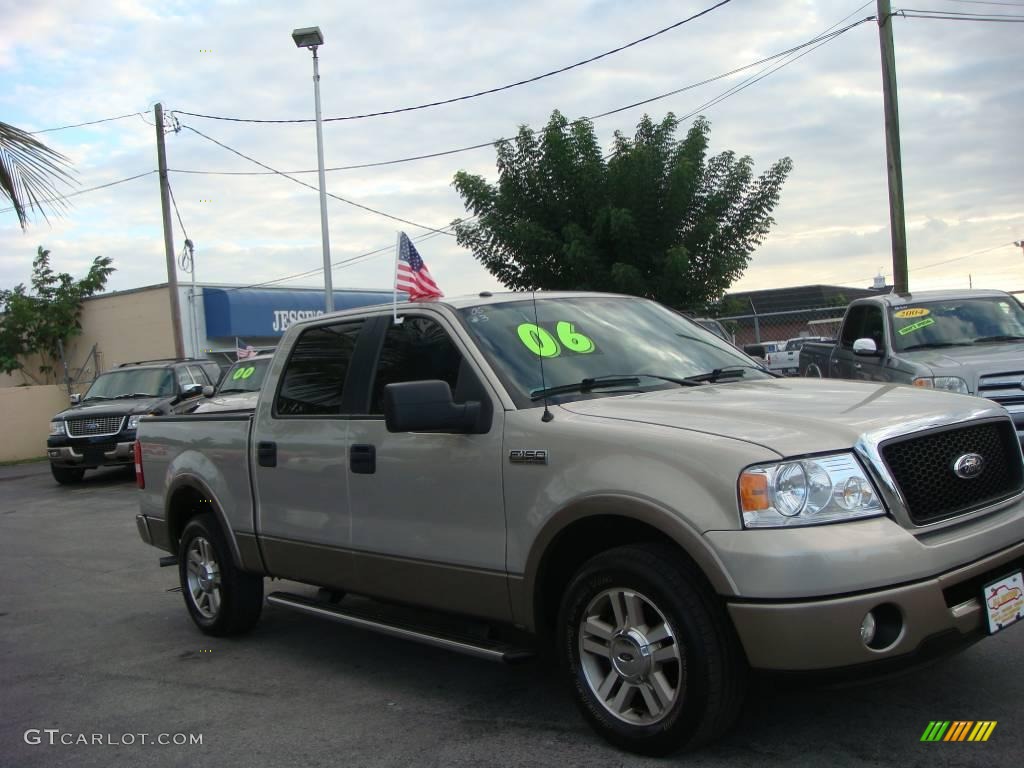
left=135, top=292, right=1024, bottom=755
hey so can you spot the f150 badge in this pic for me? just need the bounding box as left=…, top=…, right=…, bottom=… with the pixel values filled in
left=509, top=449, right=548, bottom=465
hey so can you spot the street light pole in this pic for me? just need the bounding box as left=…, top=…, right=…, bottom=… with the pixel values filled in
left=293, top=26, right=334, bottom=313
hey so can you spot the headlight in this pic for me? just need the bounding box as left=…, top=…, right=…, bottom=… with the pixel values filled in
left=49, top=421, right=65, bottom=436
left=127, top=415, right=141, bottom=430
left=912, top=376, right=970, bottom=394
left=739, top=452, right=885, bottom=528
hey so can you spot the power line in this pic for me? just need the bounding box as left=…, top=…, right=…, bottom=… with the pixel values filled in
left=166, top=179, right=197, bottom=276
left=219, top=227, right=458, bottom=293
left=938, top=0, right=1024, bottom=6
left=819, top=242, right=1017, bottom=285
left=170, top=1, right=733, bottom=125
left=896, top=8, right=1024, bottom=19
left=0, top=170, right=155, bottom=214
left=178, top=124, right=456, bottom=236
left=28, top=112, right=146, bottom=135
left=169, top=19, right=871, bottom=179
left=898, top=5, right=1024, bottom=13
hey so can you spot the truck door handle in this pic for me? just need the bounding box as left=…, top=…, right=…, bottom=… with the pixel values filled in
left=257, top=441, right=277, bottom=468
left=350, top=444, right=376, bottom=474
left=854, top=362, right=862, bottom=370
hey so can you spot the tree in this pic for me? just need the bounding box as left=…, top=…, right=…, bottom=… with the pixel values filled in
left=0, top=247, right=114, bottom=383
left=452, top=111, right=792, bottom=310
left=0, top=121, right=75, bottom=229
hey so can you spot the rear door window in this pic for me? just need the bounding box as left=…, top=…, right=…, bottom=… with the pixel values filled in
left=276, top=321, right=365, bottom=416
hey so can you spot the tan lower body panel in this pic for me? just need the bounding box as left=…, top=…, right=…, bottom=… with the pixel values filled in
left=260, top=536, right=512, bottom=623
left=730, top=540, right=1023, bottom=670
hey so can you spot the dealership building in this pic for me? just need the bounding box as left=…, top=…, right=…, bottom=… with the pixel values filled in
left=0, top=281, right=401, bottom=390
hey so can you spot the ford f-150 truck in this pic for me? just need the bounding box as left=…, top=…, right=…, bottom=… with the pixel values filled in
left=799, top=290, right=1024, bottom=444
left=135, top=292, right=1024, bottom=756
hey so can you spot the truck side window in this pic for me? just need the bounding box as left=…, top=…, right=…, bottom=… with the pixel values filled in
left=175, top=367, right=195, bottom=388
left=369, top=317, right=463, bottom=414
left=840, top=306, right=867, bottom=348
left=276, top=321, right=364, bottom=416
left=862, top=306, right=885, bottom=349
left=187, top=364, right=211, bottom=385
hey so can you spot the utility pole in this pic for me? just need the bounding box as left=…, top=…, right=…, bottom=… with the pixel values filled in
left=876, top=0, right=909, bottom=294
left=155, top=103, right=186, bottom=359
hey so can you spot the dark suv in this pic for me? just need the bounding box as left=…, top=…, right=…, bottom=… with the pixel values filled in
left=46, top=358, right=223, bottom=484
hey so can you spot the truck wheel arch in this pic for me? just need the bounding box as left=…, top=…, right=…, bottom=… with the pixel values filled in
left=521, top=495, right=738, bottom=635
left=165, top=475, right=244, bottom=570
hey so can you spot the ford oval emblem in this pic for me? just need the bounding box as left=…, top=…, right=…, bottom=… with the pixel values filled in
left=953, top=453, right=984, bottom=479
left=87, top=421, right=99, bottom=430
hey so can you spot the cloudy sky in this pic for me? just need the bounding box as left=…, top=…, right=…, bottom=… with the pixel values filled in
left=1, top=0, right=1021, bottom=303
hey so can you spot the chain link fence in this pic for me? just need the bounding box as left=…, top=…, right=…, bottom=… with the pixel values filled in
left=713, top=306, right=846, bottom=352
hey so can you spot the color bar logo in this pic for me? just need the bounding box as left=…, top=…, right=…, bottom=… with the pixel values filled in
left=920, top=721, right=997, bottom=742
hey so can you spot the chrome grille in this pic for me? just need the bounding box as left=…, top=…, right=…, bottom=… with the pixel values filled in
left=978, top=371, right=1024, bottom=407
left=881, top=420, right=1023, bottom=525
left=66, top=416, right=125, bottom=437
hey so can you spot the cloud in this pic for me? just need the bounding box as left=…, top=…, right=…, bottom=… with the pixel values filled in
left=1, top=0, right=1021, bottom=302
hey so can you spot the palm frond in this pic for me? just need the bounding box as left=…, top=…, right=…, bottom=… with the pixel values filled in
left=0, top=121, right=77, bottom=229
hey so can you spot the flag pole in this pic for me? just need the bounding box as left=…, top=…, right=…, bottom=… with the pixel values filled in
left=392, top=231, right=403, bottom=325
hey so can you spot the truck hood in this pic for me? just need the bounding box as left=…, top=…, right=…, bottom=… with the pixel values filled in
left=52, top=396, right=171, bottom=420
left=902, top=341, right=1024, bottom=377
left=558, top=378, right=1002, bottom=457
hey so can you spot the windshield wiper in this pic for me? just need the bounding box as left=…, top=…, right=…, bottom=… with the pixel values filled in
left=901, top=342, right=972, bottom=351
left=972, top=335, right=1024, bottom=344
left=215, top=388, right=251, bottom=395
left=530, top=376, right=644, bottom=401
left=112, top=392, right=157, bottom=399
left=82, top=395, right=111, bottom=401
left=681, top=367, right=750, bottom=384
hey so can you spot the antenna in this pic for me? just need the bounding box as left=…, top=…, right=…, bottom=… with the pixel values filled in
left=531, top=288, right=554, bottom=423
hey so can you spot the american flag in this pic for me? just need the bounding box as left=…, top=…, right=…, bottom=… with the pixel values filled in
left=395, top=232, right=443, bottom=301
left=235, top=338, right=256, bottom=360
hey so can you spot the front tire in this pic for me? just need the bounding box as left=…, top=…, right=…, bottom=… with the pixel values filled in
left=51, top=465, right=85, bottom=485
left=178, top=513, right=263, bottom=636
left=557, top=544, right=746, bottom=756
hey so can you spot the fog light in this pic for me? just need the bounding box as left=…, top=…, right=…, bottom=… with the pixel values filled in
left=860, top=611, right=877, bottom=645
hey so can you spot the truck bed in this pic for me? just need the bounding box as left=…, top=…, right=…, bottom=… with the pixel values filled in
left=799, top=340, right=837, bottom=376
left=137, top=413, right=257, bottom=551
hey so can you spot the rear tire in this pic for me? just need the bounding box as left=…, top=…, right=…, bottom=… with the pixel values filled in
left=51, top=465, right=85, bottom=485
left=557, top=544, right=746, bottom=756
left=178, top=513, right=263, bottom=636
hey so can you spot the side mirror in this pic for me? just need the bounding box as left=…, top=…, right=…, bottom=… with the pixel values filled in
left=384, top=380, right=481, bottom=434
left=181, top=383, right=203, bottom=398
left=201, top=385, right=215, bottom=398
left=69, top=393, right=81, bottom=405
left=853, top=337, right=881, bottom=356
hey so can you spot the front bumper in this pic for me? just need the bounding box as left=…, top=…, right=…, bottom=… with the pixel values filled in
left=47, top=440, right=135, bottom=468
left=726, top=540, right=1023, bottom=671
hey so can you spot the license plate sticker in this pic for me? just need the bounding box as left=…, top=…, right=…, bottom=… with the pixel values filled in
left=983, top=571, right=1024, bottom=634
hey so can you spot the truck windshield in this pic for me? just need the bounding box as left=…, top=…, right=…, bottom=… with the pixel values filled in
left=890, top=296, right=1024, bottom=352
left=458, top=297, right=768, bottom=405
left=83, top=369, right=175, bottom=400
left=217, top=358, right=269, bottom=394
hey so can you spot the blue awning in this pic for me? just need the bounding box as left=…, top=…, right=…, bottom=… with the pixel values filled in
left=203, top=287, right=405, bottom=338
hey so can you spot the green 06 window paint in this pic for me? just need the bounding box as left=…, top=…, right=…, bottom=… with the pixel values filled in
left=556, top=321, right=595, bottom=353
left=516, top=322, right=597, bottom=357
left=517, top=323, right=561, bottom=358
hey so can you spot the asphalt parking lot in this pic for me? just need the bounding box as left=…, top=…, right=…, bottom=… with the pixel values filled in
left=1, top=461, right=1021, bottom=768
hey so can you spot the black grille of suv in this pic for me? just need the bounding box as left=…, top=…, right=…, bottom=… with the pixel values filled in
left=881, top=420, right=1023, bottom=525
